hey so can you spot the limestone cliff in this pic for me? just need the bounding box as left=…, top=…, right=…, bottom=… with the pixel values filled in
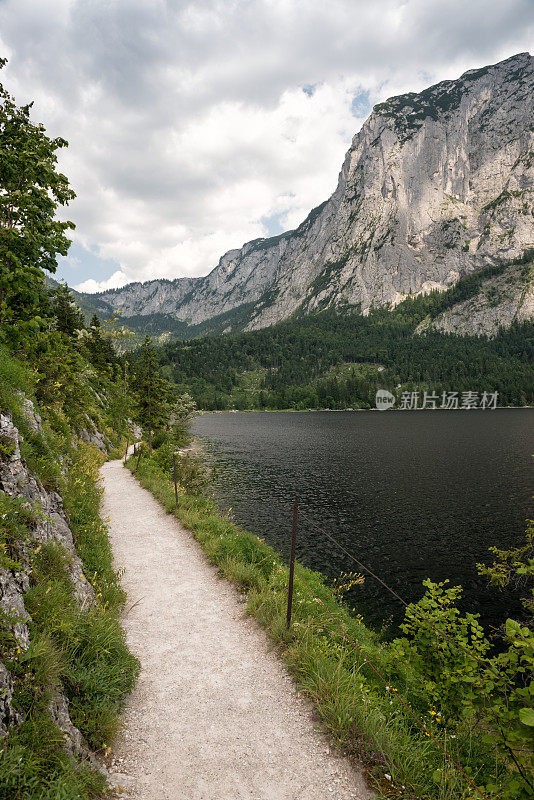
left=0, top=404, right=100, bottom=763
left=417, top=260, right=534, bottom=337
left=86, top=52, right=534, bottom=334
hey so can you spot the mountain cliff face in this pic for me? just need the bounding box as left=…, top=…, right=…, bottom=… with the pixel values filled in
left=87, top=53, right=534, bottom=333
left=417, top=260, right=534, bottom=337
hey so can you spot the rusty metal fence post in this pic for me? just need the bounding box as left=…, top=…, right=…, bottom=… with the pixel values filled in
left=173, top=452, right=179, bottom=505
left=286, top=494, right=298, bottom=628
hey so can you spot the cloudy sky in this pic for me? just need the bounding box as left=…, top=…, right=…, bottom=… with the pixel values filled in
left=1, top=0, right=532, bottom=292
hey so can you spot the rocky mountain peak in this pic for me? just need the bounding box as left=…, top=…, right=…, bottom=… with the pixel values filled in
left=85, top=52, right=533, bottom=335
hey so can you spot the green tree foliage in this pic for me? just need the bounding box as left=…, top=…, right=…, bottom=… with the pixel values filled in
left=110, top=381, right=133, bottom=446
left=170, top=392, right=198, bottom=447
left=0, top=68, right=140, bottom=800
left=21, top=292, right=124, bottom=430
left=0, top=59, right=75, bottom=328
left=141, top=392, right=205, bottom=493
left=0, top=65, right=127, bottom=432
left=478, top=519, right=534, bottom=621
left=132, top=336, right=172, bottom=454
left=49, top=283, right=85, bottom=337
left=394, top=580, right=492, bottom=717
left=84, top=313, right=119, bottom=374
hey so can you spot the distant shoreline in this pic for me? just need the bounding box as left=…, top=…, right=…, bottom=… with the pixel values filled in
left=197, top=405, right=533, bottom=414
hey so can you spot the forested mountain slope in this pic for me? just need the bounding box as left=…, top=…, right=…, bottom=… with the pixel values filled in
left=157, top=258, right=534, bottom=410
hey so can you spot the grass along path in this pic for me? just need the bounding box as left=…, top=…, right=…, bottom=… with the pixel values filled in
left=101, top=455, right=373, bottom=800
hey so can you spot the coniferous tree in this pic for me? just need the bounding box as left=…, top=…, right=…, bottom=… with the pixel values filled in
left=85, top=313, right=118, bottom=374
left=50, top=284, right=85, bottom=337
left=135, top=335, right=171, bottom=455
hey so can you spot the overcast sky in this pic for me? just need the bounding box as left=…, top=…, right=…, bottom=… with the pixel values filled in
left=1, top=0, right=532, bottom=292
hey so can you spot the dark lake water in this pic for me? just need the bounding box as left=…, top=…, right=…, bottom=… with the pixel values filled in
left=192, top=409, right=533, bottom=633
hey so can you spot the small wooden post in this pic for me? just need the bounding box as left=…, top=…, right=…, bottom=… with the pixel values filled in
left=286, top=494, right=298, bottom=629
left=123, top=434, right=129, bottom=463
left=134, top=445, right=143, bottom=473
left=173, top=452, right=179, bottom=505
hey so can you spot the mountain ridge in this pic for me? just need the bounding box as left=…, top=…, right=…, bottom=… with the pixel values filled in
left=81, top=52, right=534, bottom=336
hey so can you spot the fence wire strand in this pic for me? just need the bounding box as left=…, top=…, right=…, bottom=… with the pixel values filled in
left=240, top=486, right=533, bottom=709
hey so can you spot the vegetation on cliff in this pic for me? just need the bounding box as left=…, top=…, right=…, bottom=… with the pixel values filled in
left=0, top=65, right=139, bottom=798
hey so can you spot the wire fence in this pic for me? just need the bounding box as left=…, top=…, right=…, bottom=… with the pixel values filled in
left=241, top=486, right=531, bottom=710
left=130, top=446, right=528, bottom=799
left=229, top=488, right=501, bottom=798
left=238, top=489, right=512, bottom=798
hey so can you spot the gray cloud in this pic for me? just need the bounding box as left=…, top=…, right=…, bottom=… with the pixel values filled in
left=0, top=0, right=532, bottom=290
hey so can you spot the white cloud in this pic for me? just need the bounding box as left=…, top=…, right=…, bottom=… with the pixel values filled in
left=75, top=271, right=130, bottom=293
left=0, top=0, right=532, bottom=291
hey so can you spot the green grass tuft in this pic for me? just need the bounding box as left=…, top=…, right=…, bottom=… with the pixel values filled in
left=1, top=444, right=139, bottom=799
left=126, top=448, right=518, bottom=799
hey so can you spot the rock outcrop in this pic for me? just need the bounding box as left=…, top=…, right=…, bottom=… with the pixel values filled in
left=85, top=52, right=534, bottom=334
left=0, top=407, right=96, bottom=762
left=417, top=261, right=534, bottom=337
left=80, top=415, right=112, bottom=452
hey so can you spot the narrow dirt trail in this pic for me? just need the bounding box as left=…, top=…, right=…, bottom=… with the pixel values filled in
left=101, top=458, right=373, bottom=800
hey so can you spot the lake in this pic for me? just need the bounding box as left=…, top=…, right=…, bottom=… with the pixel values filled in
left=192, top=409, right=534, bottom=632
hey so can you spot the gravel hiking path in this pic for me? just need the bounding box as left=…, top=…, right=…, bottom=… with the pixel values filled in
left=101, top=457, right=374, bottom=800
